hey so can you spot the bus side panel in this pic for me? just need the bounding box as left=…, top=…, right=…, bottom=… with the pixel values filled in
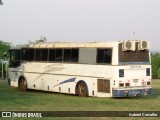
left=9, top=62, right=114, bottom=97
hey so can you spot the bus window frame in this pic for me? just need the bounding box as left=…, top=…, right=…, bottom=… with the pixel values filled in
left=96, top=48, right=113, bottom=65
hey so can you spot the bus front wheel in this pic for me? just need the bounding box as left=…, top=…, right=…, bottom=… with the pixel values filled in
left=76, top=81, right=88, bottom=97
left=19, top=77, right=27, bottom=91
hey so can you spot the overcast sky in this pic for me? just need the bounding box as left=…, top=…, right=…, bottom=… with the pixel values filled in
left=0, top=0, right=160, bottom=51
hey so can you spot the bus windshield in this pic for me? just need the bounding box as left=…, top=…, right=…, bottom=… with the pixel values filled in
left=9, top=49, right=21, bottom=67
left=119, top=43, right=150, bottom=65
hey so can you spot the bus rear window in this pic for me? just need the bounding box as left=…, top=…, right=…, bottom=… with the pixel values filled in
left=119, top=43, right=149, bottom=64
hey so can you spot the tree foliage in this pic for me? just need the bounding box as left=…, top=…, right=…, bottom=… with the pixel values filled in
left=36, top=36, right=47, bottom=43
left=0, top=0, right=3, bottom=5
left=0, top=40, right=11, bottom=59
left=0, top=40, right=11, bottom=77
left=151, top=52, right=160, bottom=79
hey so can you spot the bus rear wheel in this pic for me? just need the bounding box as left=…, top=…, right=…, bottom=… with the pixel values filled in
left=19, top=78, right=27, bottom=91
left=77, top=81, right=88, bottom=97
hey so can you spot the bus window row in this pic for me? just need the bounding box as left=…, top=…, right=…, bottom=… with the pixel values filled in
left=22, top=48, right=79, bottom=62
left=11, top=48, right=112, bottom=64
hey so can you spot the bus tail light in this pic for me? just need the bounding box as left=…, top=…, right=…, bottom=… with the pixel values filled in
left=125, top=83, right=130, bottom=87
left=119, top=83, right=124, bottom=87
left=147, top=81, right=151, bottom=85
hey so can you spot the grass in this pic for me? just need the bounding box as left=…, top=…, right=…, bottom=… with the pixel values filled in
left=0, top=79, right=160, bottom=120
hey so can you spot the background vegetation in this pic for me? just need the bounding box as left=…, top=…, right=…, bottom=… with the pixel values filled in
left=151, top=53, right=160, bottom=79
left=0, top=40, right=11, bottom=78
left=0, top=40, right=11, bottom=59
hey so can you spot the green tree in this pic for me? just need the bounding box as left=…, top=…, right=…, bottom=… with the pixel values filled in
left=151, top=52, right=160, bottom=79
left=0, top=0, right=3, bottom=5
left=36, top=36, right=47, bottom=43
left=0, top=40, right=11, bottom=59
left=0, top=40, right=11, bottom=78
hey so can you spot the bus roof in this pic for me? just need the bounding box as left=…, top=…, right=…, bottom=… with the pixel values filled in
left=11, top=41, right=120, bottom=49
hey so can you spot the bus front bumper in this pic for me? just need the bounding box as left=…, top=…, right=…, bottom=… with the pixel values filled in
left=112, top=87, right=152, bottom=97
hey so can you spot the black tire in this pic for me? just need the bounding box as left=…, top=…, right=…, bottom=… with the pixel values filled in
left=19, top=77, right=27, bottom=91
left=77, top=81, right=88, bottom=97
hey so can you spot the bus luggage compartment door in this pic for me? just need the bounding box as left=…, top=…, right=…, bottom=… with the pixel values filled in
left=97, top=79, right=110, bottom=93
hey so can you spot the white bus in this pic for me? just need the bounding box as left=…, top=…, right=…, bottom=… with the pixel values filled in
left=8, top=40, right=152, bottom=97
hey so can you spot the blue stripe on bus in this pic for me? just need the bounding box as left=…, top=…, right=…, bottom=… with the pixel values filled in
left=53, top=77, right=76, bottom=88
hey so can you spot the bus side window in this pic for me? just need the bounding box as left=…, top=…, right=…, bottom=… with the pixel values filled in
left=71, top=49, right=79, bottom=62
left=49, top=49, right=56, bottom=61
left=49, top=49, right=79, bottom=63
left=42, top=49, right=48, bottom=61
left=64, top=49, right=71, bottom=62
left=35, top=49, right=42, bottom=61
left=28, top=49, right=34, bottom=61
left=97, top=48, right=112, bottom=64
left=97, top=49, right=104, bottom=63
left=22, top=49, right=28, bottom=61
left=55, top=49, right=63, bottom=62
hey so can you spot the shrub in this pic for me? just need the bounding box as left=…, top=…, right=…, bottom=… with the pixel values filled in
left=151, top=52, right=160, bottom=79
